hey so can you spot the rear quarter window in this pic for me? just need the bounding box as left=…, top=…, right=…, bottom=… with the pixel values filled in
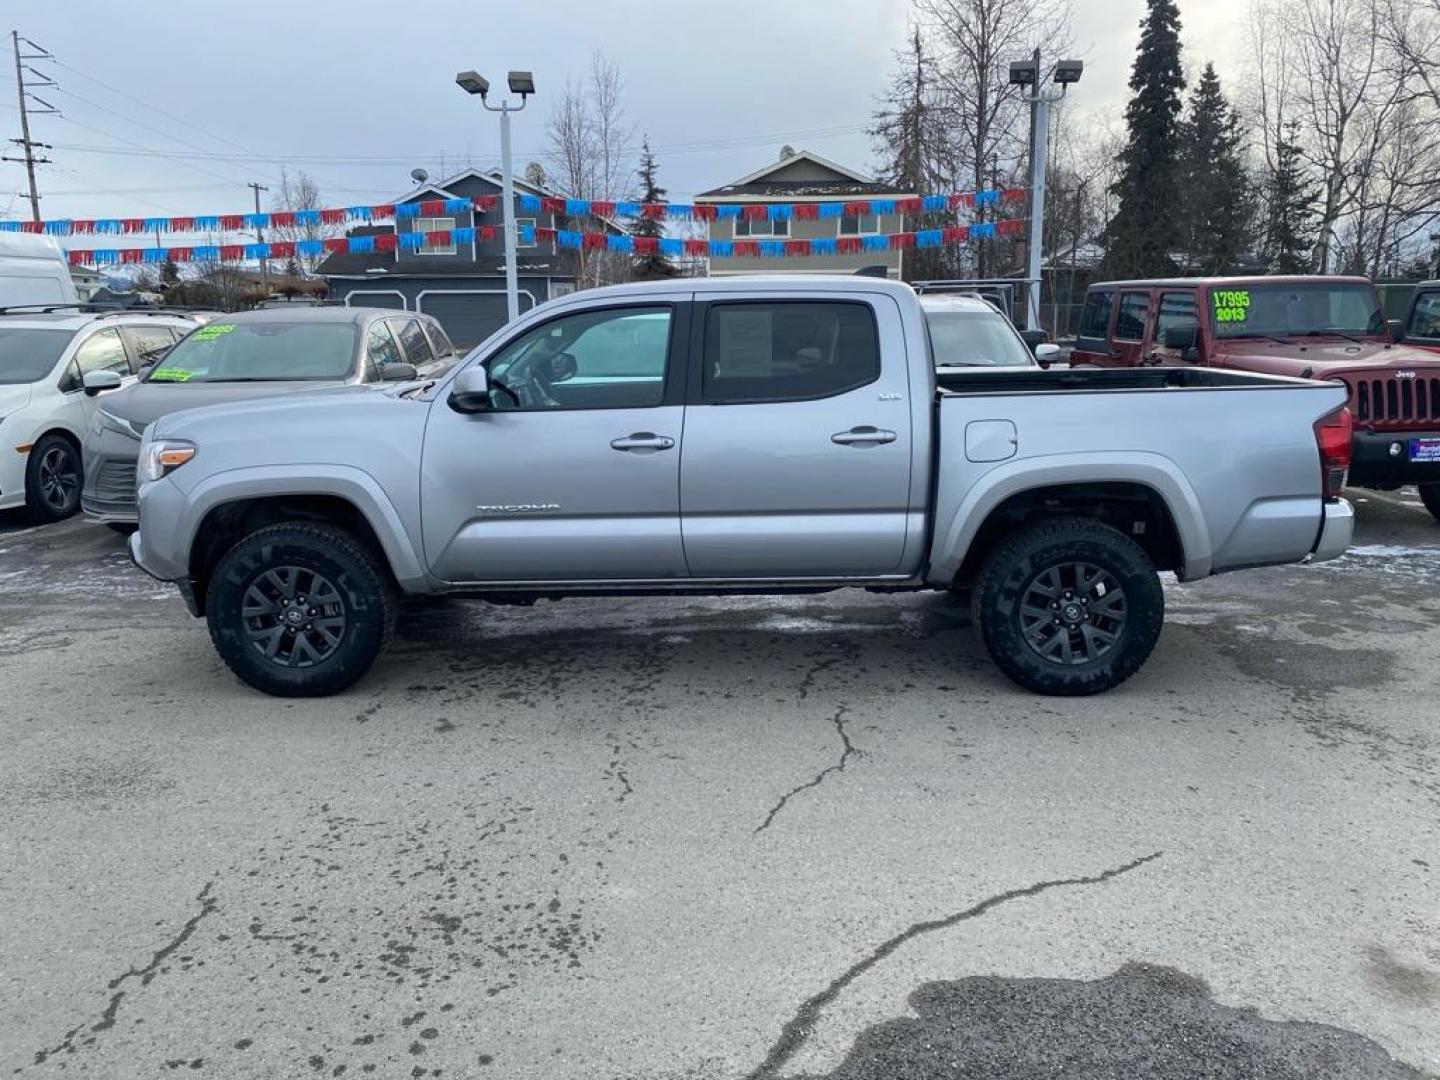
left=1409, top=292, right=1440, bottom=341
left=1078, top=290, right=1115, bottom=341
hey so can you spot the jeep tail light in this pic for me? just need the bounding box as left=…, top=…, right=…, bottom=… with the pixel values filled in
left=1314, top=405, right=1351, bottom=499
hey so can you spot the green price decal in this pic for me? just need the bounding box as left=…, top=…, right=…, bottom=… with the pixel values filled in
left=1212, top=289, right=1250, bottom=324
left=149, top=368, right=192, bottom=382
left=191, top=323, right=236, bottom=341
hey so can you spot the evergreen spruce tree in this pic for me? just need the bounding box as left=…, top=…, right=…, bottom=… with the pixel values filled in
left=1181, top=63, right=1254, bottom=273
left=1262, top=122, right=1318, bottom=274
left=1101, top=0, right=1186, bottom=277
left=630, top=138, right=678, bottom=280
left=160, top=258, right=181, bottom=285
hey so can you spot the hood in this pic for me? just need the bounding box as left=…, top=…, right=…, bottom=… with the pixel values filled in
left=101, top=379, right=347, bottom=426
left=1213, top=337, right=1440, bottom=378
left=151, top=383, right=397, bottom=440
left=0, top=383, right=33, bottom=420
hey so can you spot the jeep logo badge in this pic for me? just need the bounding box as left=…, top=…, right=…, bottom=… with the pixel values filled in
left=1396, top=370, right=1417, bottom=379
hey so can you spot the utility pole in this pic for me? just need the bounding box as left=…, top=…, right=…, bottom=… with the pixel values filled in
left=247, top=181, right=270, bottom=290
left=7, top=31, right=57, bottom=223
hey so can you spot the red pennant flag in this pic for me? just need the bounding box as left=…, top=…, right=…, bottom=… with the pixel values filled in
left=995, top=218, right=1025, bottom=237
left=533, top=227, right=555, bottom=242
left=740, top=204, right=769, bottom=221
left=582, top=232, right=608, bottom=251
left=370, top=204, right=396, bottom=219
left=950, top=193, right=974, bottom=209
left=791, top=204, right=819, bottom=220
left=169, top=217, right=195, bottom=233
left=1001, top=187, right=1026, bottom=203
left=888, top=232, right=916, bottom=250
left=633, top=236, right=659, bottom=255
left=220, top=215, right=244, bottom=231
left=119, top=248, right=144, bottom=263
left=269, top=241, right=296, bottom=258
left=67, top=249, right=87, bottom=265
left=321, top=208, right=347, bottom=225
left=472, top=196, right=498, bottom=212
left=589, top=200, right=616, bottom=218
left=683, top=238, right=709, bottom=255
left=415, top=200, right=441, bottom=216
left=732, top=240, right=761, bottom=257
left=323, top=237, right=348, bottom=252
left=639, top=204, right=665, bottom=220
left=479, top=225, right=501, bottom=240
left=691, top=204, right=717, bottom=221
left=71, top=220, right=95, bottom=234
left=220, top=244, right=243, bottom=260
left=374, top=233, right=397, bottom=252
left=19, top=220, right=42, bottom=234
left=836, top=236, right=863, bottom=255
left=269, top=211, right=296, bottom=229
left=121, top=218, right=145, bottom=234
left=942, top=226, right=969, bottom=243
left=424, top=231, right=452, bottom=248
left=842, top=201, right=871, bottom=217
left=168, top=246, right=193, bottom=262
left=541, top=197, right=566, bottom=214
left=784, top=239, right=812, bottom=256
left=895, top=198, right=923, bottom=214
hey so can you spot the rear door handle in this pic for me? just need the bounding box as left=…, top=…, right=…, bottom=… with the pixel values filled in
left=610, top=432, right=675, bottom=452
left=832, top=425, right=897, bottom=446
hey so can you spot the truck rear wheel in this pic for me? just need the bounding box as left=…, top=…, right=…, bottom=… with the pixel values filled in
left=206, top=522, right=395, bottom=697
left=972, top=517, right=1164, bottom=696
left=1418, top=483, right=1440, bottom=523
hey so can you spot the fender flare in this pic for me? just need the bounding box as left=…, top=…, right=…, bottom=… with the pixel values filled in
left=180, top=464, right=430, bottom=591
left=924, top=452, right=1213, bottom=586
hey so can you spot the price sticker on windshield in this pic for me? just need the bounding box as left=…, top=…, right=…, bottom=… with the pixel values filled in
left=149, top=368, right=192, bottom=382
left=191, top=323, right=236, bottom=341
left=1212, top=289, right=1250, bottom=324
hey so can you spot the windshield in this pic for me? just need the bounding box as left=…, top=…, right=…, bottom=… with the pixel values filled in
left=146, top=322, right=357, bottom=383
left=0, top=328, right=73, bottom=385
left=1210, top=283, right=1384, bottom=339
left=924, top=308, right=1035, bottom=367
left=1407, top=290, right=1440, bottom=342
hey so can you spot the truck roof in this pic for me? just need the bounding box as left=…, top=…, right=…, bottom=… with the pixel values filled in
left=569, top=275, right=919, bottom=305
left=1088, top=275, right=1375, bottom=291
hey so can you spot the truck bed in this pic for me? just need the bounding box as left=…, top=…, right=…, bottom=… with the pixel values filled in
left=935, top=365, right=1313, bottom=395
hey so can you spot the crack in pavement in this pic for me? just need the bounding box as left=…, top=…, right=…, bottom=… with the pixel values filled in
left=31, top=879, right=219, bottom=1068
left=743, top=850, right=1164, bottom=1080
left=755, top=706, right=856, bottom=835
left=797, top=655, right=844, bottom=701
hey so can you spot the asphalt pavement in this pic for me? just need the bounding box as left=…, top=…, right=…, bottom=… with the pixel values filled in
left=0, top=490, right=1437, bottom=1079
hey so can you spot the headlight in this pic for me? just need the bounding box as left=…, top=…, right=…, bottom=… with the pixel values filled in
left=95, top=409, right=145, bottom=440
left=138, top=439, right=197, bottom=483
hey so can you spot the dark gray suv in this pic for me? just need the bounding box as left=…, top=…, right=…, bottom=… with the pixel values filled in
left=81, top=306, right=457, bottom=526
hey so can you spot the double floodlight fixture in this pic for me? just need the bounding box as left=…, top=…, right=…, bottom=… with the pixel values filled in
left=454, top=70, right=536, bottom=101
left=1008, top=58, right=1084, bottom=88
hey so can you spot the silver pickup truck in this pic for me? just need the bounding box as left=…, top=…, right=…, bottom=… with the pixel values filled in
left=129, top=277, right=1354, bottom=698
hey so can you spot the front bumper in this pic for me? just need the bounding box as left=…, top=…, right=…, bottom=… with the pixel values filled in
left=1349, top=430, right=1440, bottom=486
left=129, top=528, right=201, bottom=615
left=81, top=436, right=141, bottom=524
left=1308, top=498, right=1354, bottom=564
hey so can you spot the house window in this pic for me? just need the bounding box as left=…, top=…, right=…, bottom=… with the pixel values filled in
left=516, top=217, right=536, bottom=249
left=838, top=213, right=879, bottom=236
left=734, top=216, right=789, bottom=238
left=415, top=216, right=456, bottom=256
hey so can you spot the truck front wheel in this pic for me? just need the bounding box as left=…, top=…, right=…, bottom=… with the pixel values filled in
left=206, top=522, right=395, bottom=697
left=972, top=517, right=1164, bottom=696
left=1418, top=483, right=1440, bottom=523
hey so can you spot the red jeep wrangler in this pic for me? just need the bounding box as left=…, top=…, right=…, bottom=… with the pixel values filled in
left=1399, top=279, right=1440, bottom=356
left=1072, top=275, right=1440, bottom=521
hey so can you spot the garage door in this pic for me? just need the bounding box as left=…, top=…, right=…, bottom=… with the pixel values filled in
left=418, top=291, right=534, bottom=349
left=345, top=290, right=407, bottom=311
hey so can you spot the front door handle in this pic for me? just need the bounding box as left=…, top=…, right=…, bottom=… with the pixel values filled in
left=832, top=425, right=897, bottom=446
left=610, top=432, right=675, bottom=452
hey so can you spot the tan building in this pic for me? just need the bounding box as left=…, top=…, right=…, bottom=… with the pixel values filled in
left=695, top=150, right=915, bottom=279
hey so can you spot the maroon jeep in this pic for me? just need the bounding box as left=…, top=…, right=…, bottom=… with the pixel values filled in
left=1072, top=275, right=1440, bottom=521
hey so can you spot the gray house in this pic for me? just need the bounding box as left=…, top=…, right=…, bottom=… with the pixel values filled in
left=695, top=150, right=915, bottom=279
left=318, top=168, right=579, bottom=347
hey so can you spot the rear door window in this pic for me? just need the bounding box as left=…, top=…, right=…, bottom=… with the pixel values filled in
left=422, top=319, right=457, bottom=359
left=121, top=325, right=178, bottom=369
left=1114, top=292, right=1151, bottom=341
left=393, top=318, right=437, bottom=367
left=1154, top=291, right=1198, bottom=340
left=365, top=321, right=404, bottom=380
left=701, top=301, right=880, bottom=405
left=1077, top=290, right=1114, bottom=342
left=73, top=328, right=130, bottom=376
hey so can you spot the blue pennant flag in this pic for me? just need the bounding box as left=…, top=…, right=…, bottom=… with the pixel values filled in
left=869, top=199, right=897, bottom=215
left=861, top=234, right=889, bottom=253
left=142, top=217, right=169, bottom=233
left=348, top=235, right=375, bottom=253
left=394, top=203, right=419, bottom=216
left=709, top=240, right=733, bottom=257
left=443, top=198, right=471, bottom=214
left=715, top=205, right=741, bottom=219
left=193, top=216, right=220, bottom=232
left=811, top=237, right=838, bottom=255
left=452, top=227, right=476, bottom=244
left=767, top=204, right=792, bottom=221
left=91, top=249, right=118, bottom=265
left=659, top=238, right=682, bottom=257
left=518, top=224, right=536, bottom=245
left=294, top=209, right=320, bottom=226
left=556, top=229, right=582, bottom=248
left=921, top=195, right=948, bottom=213
left=0, top=221, right=20, bottom=232
left=606, top=234, right=634, bottom=253
left=664, top=204, right=693, bottom=219
left=615, top=201, right=641, bottom=218
left=297, top=240, right=323, bottom=257
left=398, top=231, right=423, bottom=250
left=242, top=213, right=267, bottom=230
left=94, top=219, right=122, bottom=234
left=143, top=248, right=167, bottom=263
left=347, top=206, right=373, bottom=222
left=916, top=229, right=943, bottom=248
left=191, top=245, right=218, bottom=261
left=759, top=240, right=785, bottom=258
left=970, top=221, right=996, bottom=239
left=817, top=203, right=845, bottom=219
left=974, top=189, right=999, bottom=208
left=243, top=243, right=268, bottom=260
left=44, top=220, right=71, bottom=236
left=518, top=194, right=542, bottom=214
left=565, top=198, right=591, bottom=217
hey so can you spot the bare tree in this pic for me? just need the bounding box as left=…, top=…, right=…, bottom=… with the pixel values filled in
left=1381, top=0, right=1440, bottom=109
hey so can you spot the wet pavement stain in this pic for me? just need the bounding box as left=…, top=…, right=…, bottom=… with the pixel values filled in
left=783, top=962, right=1428, bottom=1080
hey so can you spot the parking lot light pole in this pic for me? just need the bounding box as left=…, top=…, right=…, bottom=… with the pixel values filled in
left=1010, top=55, right=1083, bottom=333
left=456, top=70, right=535, bottom=324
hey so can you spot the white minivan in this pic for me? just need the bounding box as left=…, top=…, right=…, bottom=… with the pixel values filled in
left=0, top=232, right=78, bottom=309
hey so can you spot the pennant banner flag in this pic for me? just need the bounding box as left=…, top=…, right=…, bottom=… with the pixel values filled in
left=15, top=188, right=1025, bottom=239
left=63, top=219, right=1027, bottom=267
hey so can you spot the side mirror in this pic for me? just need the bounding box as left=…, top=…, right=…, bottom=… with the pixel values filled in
left=1019, top=329, right=1048, bottom=353
left=1034, top=342, right=1062, bottom=368
left=1162, top=324, right=1198, bottom=349
left=447, top=365, right=491, bottom=413
left=381, top=362, right=419, bottom=381
left=1387, top=318, right=1405, bottom=343
left=82, top=370, right=124, bottom=397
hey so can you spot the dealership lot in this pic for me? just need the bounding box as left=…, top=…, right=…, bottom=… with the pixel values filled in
left=1, top=493, right=1437, bottom=1079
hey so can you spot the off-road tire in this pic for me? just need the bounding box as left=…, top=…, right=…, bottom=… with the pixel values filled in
left=24, top=433, right=82, bottom=523
left=1418, top=483, right=1440, bottom=523
left=206, top=522, right=395, bottom=697
left=972, top=516, right=1164, bottom=696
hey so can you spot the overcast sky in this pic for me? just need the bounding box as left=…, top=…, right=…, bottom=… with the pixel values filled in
left=3, top=0, right=1250, bottom=232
